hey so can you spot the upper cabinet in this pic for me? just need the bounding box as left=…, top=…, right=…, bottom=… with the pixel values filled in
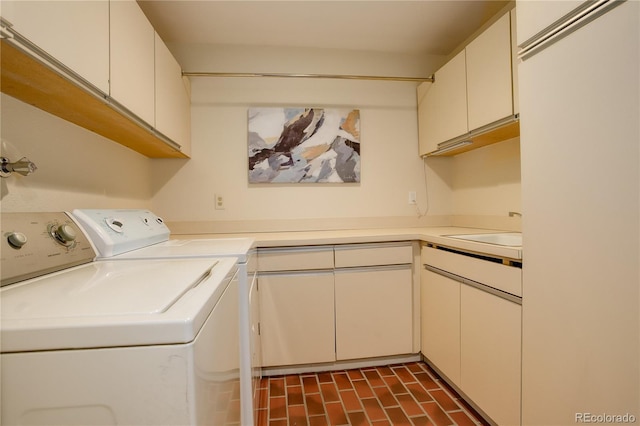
left=418, top=51, right=467, bottom=155
left=1, top=0, right=109, bottom=93
left=155, top=34, right=192, bottom=156
left=0, top=0, right=191, bottom=158
left=109, top=0, right=156, bottom=126
left=418, top=9, right=519, bottom=157
left=466, top=12, right=513, bottom=131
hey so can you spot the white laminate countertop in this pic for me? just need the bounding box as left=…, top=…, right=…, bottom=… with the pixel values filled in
left=175, top=226, right=523, bottom=260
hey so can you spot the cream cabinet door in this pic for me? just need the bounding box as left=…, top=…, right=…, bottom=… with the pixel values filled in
left=249, top=271, right=261, bottom=370
left=1, top=1, right=109, bottom=93
left=109, top=0, right=155, bottom=126
left=259, top=271, right=335, bottom=367
left=421, top=268, right=461, bottom=385
left=466, top=12, right=514, bottom=131
left=249, top=272, right=262, bottom=423
left=335, top=266, right=413, bottom=360
left=418, top=50, right=468, bottom=155
left=155, top=33, right=191, bottom=155
left=460, top=284, right=521, bottom=426
left=416, top=81, right=432, bottom=156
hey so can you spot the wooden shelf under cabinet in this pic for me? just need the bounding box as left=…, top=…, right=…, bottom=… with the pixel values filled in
left=0, top=40, right=189, bottom=159
left=426, top=119, right=520, bottom=157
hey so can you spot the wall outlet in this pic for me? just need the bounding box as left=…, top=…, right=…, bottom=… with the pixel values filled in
left=408, top=191, right=417, bottom=205
left=215, top=194, right=225, bottom=210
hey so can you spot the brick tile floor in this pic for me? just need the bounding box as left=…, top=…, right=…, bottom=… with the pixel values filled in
left=256, top=362, right=490, bottom=426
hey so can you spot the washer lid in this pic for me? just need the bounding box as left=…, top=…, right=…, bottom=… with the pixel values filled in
left=110, top=238, right=254, bottom=263
left=1, top=257, right=238, bottom=352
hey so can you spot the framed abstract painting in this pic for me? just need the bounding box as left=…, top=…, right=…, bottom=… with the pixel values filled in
left=248, top=107, right=360, bottom=183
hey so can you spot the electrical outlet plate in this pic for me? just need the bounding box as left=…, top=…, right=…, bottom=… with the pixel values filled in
left=215, top=194, right=225, bottom=210
left=408, top=191, right=417, bottom=205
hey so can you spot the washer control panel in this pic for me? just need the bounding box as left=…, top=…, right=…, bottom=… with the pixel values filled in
left=1, top=212, right=96, bottom=286
left=71, top=209, right=170, bottom=258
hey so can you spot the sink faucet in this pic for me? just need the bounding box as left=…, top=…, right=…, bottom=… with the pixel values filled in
left=508, top=211, right=522, bottom=217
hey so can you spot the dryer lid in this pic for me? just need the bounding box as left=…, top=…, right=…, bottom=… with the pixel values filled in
left=2, top=259, right=214, bottom=318
left=0, top=257, right=238, bottom=352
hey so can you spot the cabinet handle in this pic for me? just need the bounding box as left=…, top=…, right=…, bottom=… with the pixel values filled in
left=334, top=264, right=412, bottom=274
left=424, top=265, right=521, bottom=305
left=258, top=269, right=334, bottom=277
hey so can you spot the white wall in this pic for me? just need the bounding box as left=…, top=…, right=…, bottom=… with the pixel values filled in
left=151, top=77, right=454, bottom=232
left=0, top=42, right=521, bottom=233
left=450, top=137, right=521, bottom=222
left=0, top=94, right=152, bottom=212
left=150, top=45, right=454, bottom=232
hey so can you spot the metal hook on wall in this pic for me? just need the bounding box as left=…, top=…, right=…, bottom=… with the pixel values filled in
left=0, top=156, right=38, bottom=178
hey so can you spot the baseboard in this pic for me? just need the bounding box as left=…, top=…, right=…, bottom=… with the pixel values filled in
left=260, top=353, right=422, bottom=377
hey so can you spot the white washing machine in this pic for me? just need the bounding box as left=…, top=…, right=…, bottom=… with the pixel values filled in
left=1, top=212, right=241, bottom=426
left=70, top=209, right=259, bottom=426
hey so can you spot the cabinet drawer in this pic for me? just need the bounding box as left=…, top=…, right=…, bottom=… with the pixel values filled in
left=334, top=242, right=413, bottom=268
left=257, top=246, right=334, bottom=272
left=422, top=245, right=521, bottom=297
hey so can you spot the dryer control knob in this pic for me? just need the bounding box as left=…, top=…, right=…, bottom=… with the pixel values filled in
left=7, top=231, right=27, bottom=248
left=53, top=224, right=77, bottom=244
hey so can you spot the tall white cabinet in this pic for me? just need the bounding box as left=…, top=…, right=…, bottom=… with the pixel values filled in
left=518, top=1, right=640, bottom=423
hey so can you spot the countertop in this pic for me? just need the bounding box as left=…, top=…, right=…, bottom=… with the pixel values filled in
left=175, top=226, right=523, bottom=260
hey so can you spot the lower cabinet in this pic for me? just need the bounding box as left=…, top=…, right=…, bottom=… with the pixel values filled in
left=257, top=242, right=415, bottom=368
left=335, top=265, right=413, bottom=360
left=249, top=269, right=262, bottom=423
left=460, top=284, right=521, bottom=426
left=259, top=271, right=336, bottom=367
left=421, top=244, right=522, bottom=425
left=421, top=268, right=461, bottom=384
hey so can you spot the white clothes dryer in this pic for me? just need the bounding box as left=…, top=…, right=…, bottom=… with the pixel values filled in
left=1, top=212, right=240, bottom=426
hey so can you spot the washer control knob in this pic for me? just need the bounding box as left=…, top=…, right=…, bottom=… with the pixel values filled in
left=105, top=218, right=124, bottom=233
left=7, top=231, right=27, bottom=248
left=53, top=224, right=77, bottom=244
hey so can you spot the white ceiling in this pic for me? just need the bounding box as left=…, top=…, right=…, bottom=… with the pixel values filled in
left=138, top=1, right=510, bottom=56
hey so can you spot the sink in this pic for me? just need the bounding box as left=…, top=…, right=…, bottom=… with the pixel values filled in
left=446, top=232, right=522, bottom=247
